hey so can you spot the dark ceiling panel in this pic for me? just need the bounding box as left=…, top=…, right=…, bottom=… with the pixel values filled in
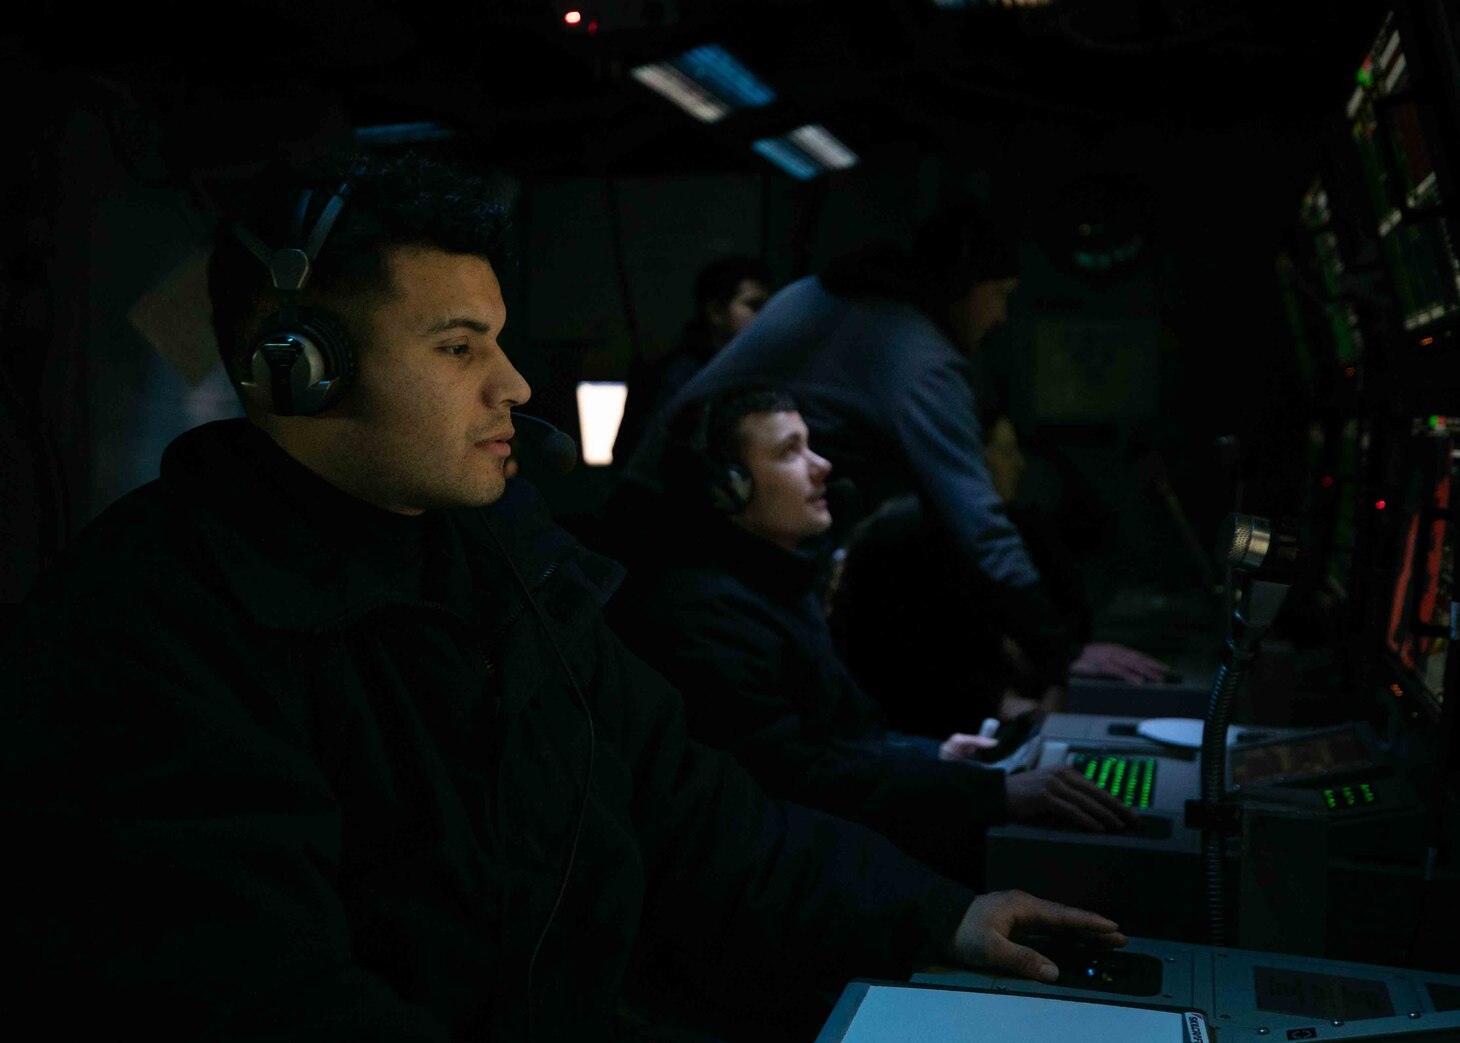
left=6, top=0, right=1390, bottom=176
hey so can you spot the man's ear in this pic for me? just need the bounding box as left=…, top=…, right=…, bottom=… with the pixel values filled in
left=704, top=300, right=730, bottom=331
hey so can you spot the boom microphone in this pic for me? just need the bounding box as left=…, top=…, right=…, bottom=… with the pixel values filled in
left=510, top=413, right=579, bottom=476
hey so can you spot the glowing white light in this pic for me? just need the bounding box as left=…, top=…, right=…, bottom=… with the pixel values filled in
left=786, top=124, right=859, bottom=170
left=576, top=381, right=629, bottom=466
left=630, top=63, right=730, bottom=123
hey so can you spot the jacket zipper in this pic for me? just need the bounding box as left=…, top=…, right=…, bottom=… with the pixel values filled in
left=486, top=555, right=570, bottom=643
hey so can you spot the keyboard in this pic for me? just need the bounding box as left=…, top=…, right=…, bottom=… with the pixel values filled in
left=1069, top=752, right=1158, bottom=809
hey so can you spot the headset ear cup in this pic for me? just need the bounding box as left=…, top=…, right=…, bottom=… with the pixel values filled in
left=722, top=464, right=753, bottom=513
left=706, top=463, right=752, bottom=514
left=665, top=397, right=755, bottom=514
left=244, top=306, right=357, bottom=417
left=292, top=306, right=357, bottom=415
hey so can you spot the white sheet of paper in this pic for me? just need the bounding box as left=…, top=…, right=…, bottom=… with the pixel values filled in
left=838, top=985, right=1197, bottom=1043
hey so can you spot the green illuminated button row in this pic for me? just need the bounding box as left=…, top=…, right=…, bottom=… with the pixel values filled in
left=1070, top=753, right=1157, bottom=810
left=1323, top=783, right=1377, bottom=810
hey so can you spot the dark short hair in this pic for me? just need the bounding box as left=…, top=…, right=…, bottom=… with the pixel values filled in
left=207, top=151, right=513, bottom=383
left=702, top=385, right=798, bottom=466
left=693, top=255, right=773, bottom=312
left=666, top=384, right=798, bottom=475
left=820, top=203, right=1019, bottom=315
left=911, top=202, right=1020, bottom=301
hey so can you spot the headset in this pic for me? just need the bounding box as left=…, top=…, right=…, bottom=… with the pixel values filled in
left=229, top=180, right=359, bottom=417
left=670, top=396, right=755, bottom=514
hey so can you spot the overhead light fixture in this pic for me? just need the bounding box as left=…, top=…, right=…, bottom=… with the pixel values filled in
left=752, top=124, right=859, bottom=180
left=630, top=44, right=775, bottom=123
left=354, top=122, right=456, bottom=145
left=785, top=125, right=858, bottom=170
left=630, top=64, right=729, bottom=122
left=752, top=139, right=819, bottom=180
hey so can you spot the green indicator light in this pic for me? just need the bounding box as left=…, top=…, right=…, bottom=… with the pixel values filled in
left=1361, top=783, right=1376, bottom=803
left=1430, top=415, right=1441, bottom=429
left=1342, top=786, right=1355, bottom=803
left=1112, top=760, right=1127, bottom=798
left=1325, top=790, right=1337, bottom=808
left=1098, top=759, right=1114, bottom=790
left=1085, top=760, right=1098, bottom=780
left=1357, top=67, right=1374, bottom=87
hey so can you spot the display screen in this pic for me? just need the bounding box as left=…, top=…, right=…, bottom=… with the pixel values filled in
left=1347, top=13, right=1460, bottom=332
left=1382, top=418, right=1456, bottom=716
left=1229, top=728, right=1373, bottom=788
left=1253, top=967, right=1395, bottom=1021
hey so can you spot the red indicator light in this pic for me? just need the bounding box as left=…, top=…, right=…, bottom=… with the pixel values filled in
left=1344, top=366, right=1357, bottom=377
left=564, top=10, right=582, bottom=24
left=1420, top=336, right=1435, bottom=347
left=1375, top=500, right=1387, bottom=510
left=1321, top=476, right=1334, bottom=488
left=588, top=18, right=598, bottom=32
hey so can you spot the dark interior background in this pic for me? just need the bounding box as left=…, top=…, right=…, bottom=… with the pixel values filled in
left=0, top=0, right=1413, bottom=614
left=7, top=0, right=1460, bottom=979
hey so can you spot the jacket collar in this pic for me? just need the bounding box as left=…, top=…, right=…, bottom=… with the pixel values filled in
left=690, top=513, right=823, bottom=603
left=161, top=419, right=619, bottom=633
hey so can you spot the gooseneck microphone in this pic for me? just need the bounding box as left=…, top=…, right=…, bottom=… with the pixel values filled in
left=1189, top=513, right=1300, bottom=947
left=510, top=413, right=579, bottom=475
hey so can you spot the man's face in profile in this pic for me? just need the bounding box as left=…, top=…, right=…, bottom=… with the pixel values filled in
left=275, top=246, right=532, bottom=514
left=730, top=410, right=834, bottom=551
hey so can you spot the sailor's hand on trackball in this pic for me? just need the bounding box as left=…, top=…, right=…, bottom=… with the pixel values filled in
left=943, top=890, right=1126, bottom=982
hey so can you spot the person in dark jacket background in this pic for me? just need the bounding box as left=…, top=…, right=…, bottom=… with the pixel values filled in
left=621, top=204, right=1087, bottom=714
left=611, top=387, right=1140, bottom=891
left=611, top=254, right=772, bottom=468
left=0, top=152, right=1128, bottom=1041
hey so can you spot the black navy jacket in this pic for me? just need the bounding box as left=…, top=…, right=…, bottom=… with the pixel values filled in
left=1, top=419, right=976, bottom=1041
left=610, top=512, right=1008, bottom=888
